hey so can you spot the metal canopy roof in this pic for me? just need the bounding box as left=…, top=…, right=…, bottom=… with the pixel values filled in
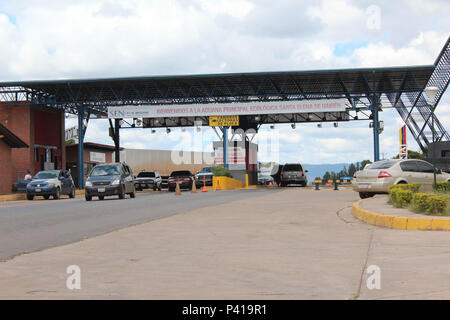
left=0, top=123, right=28, bottom=148
left=0, top=65, right=434, bottom=115
left=0, top=36, right=448, bottom=154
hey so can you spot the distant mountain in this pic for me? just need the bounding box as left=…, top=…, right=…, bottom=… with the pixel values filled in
left=302, top=163, right=350, bottom=184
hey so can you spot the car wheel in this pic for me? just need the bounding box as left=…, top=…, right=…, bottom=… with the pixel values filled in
left=168, top=187, right=174, bottom=192
left=53, top=187, right=60, bottom=200
left=359, top=192, right=375, bottom=199
left=118, top=185, right=125, bottom=199
left=69, top=188, right=75, bottom=198
left=85, top=194, right=92, bottom=201
left=153, top=186, right=157, bottom=191
left=26, top=194, right=34, bottom=201
left=130, top=187, right=136, bottom=198
left=44, top=195, right=50, bottom=200
left=98, top=196, right=104, bottom=200
left=159, top=185, right=162, bottom=191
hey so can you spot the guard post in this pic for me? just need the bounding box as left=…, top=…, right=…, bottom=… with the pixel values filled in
left=315, top=179, right=321, bottom=190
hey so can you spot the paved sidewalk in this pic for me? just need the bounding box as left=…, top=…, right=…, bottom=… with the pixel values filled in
left=0, top=189, right=450, bottom=299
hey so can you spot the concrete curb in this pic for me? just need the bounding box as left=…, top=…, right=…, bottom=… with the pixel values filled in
left=352, top=199, right=450, bottom=231
left=0, top=189, right=85, bottom=202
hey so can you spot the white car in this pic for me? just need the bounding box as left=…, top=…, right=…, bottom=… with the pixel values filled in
left=353, top=159, right=450, bottom=199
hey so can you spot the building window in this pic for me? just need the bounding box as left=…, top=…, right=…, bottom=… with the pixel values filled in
left=46, top=148, right=51, bottom=163
left=441, top=150, right=450, bottom=158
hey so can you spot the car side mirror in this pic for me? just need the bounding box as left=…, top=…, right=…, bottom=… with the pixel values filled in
left=305, top=170, right=309, bottom=173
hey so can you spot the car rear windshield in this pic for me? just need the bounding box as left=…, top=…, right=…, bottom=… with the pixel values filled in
left=367, top=160, right=397, bottom=169
left=200, top=167, right=212, bottom=173
left=283, top=164, right=303, bottom=171
left=33, top=171, right=58, bottom=179
left=171, top=171, right=192, bottom=177
left=137, top=172, right=155, bottom=178
left=90, top=165, right=121, bottom=176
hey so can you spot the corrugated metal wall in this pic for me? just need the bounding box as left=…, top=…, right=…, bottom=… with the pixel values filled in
left=119, top=149, right=214, bottom=175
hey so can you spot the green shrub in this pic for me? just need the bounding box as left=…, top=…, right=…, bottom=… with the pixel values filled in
left=388, top=183, right=421, bottom=193
left=388, top=184, right=420, bottom=207
left=211, top=165, right=233, bottom=178
left=412, top=193, right=448, bottom=215
left=392, top=190, right=413, bottom=208
left=434, top=181, right=450, bottom=193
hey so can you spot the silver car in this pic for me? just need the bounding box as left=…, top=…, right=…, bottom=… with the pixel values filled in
left=353, top=159, right=450, bottom=199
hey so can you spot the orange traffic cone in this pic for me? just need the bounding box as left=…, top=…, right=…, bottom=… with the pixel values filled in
left=215, top=179, right=221, bottom=191
left=191, top=181, right=197, bottom=193
left=175, top=182, right=181, bottom=195
left=269, top=181, right=273, bottom=186
left=202, top=176, right=208, bottom=192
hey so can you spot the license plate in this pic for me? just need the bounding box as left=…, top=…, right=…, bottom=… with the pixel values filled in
left=359, top=184, right=370, bottom=189
left=35, top=188, right=41, bottom=192
left=98, top=188, right=106, bottom=193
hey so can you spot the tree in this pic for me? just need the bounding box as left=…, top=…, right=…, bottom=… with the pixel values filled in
left=348, top=163, right=357, bottom=177
left=393, top=150, right=426, bottom=159
left=360, top=160, right=372, bottom=169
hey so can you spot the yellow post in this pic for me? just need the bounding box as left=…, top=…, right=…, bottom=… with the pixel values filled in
left=245, top=174, right=249, bottom=188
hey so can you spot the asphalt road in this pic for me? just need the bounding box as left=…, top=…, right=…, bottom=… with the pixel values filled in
left=0, top=188, right=275, bottom=261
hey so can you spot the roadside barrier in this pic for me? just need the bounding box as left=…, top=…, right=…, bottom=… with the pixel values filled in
left=314, top=179, right=321, bottom=190
left=213, top=176, right=244, bottom=190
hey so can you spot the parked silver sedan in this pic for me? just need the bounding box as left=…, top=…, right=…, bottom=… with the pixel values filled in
left=353, top=159, right=450, bottom=199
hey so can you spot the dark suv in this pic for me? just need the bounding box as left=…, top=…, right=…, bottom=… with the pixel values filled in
left=84, top=163, right=136, bottom=201
left=280, top=163, right=308, bottom=187
left=195, top=166, right=213, bottom=187
left=135, top=171, right=162, bottom=191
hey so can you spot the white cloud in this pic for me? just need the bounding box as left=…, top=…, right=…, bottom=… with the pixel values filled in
left=0, top=0, right=447, bottom=165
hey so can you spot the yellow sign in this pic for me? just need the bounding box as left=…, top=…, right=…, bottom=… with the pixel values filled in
left=209, top=115, right=239, bottom=127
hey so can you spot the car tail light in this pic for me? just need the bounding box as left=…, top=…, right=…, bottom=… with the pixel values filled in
left=281, top=172, right=284, bottom=176
left=378, top=171, right=392, bottom=178
left=301, top=171, right=305, bottom=176
left=353, top=173, right=356, bottom=179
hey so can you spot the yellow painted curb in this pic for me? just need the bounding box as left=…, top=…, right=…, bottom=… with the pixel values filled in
left=351, top=199, right=450, bottom=231
left=0, top=194, right=26, bottom=202
left=0, top=189, right=85, bottom=202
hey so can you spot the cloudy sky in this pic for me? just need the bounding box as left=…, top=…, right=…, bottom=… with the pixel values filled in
left=0, top=0, right=449, bottom=164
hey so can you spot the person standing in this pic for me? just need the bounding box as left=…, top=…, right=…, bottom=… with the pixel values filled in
left=24, top=170, right=32, bottom=180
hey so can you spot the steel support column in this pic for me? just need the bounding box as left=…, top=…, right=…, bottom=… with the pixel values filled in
left=222, top=126, right=228, bottom=168
left=114, top=119, right=120, bottom=162
left=371, top=96, right=380, bottom=162
left=77, top=106, right=85, bottom=189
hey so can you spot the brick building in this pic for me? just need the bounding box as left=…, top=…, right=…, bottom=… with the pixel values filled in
left=65, top=142, right=117, bottom=187
left=0, top=102, right=65, bottom=194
